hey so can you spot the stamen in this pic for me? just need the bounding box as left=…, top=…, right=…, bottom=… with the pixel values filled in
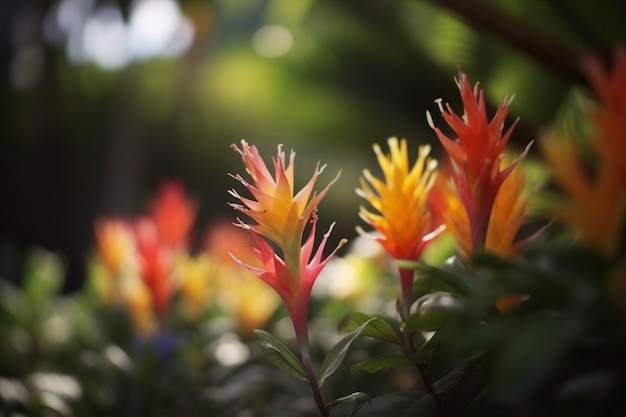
left=434, top=98, right=444, bottom=113
left=426, top=110, right=435, bottom=129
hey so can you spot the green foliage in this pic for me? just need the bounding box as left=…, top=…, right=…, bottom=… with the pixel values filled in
left=319, top=318, right=377, bottom=387
left=253, top=329, right=308, bottom=381
left=329, top=390, right=437, bottom=417
left=350, top=353, right=416, bottom=374
left=338, top=312, right=403, bottom=345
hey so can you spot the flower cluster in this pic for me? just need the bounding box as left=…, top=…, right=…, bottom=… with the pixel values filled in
left=94, top=181, right=200, bottom=335
left=427, top=70, right=536, bottom=259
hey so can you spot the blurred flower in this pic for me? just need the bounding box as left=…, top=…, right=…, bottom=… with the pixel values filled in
left=175, top=253, right=213, bottom=321
left=204, top=219, right=279, bottom=336
left=229, top=140, right=346, bottom=345
left=93, top=219, right=136, bottom=305
left=356, top=137, right=443, bottom=317
left=150, top=180, right=197, bottom=249
left=541, top=48, right=626, bottom=257
left=123, top=273, right=157, bottom=336
left=582, top=47, right=626, bottom=188
left=95, top=219, right=135, bottom=277
left=428, top=69, right=534, bottom=257
left=91, top=180, right=205, bottom=336
left=135, top=218, right=173, bottom=319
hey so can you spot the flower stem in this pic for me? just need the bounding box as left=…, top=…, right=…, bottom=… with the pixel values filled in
left=300, top=345, right=328, bottom=417
left=399, top=267, right=443, bottom=415
left=399, top=267, right=415, bottom=320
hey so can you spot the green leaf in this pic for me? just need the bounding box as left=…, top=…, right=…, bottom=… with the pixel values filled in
left=253, top=329, right=307, bottom=381
left=415, top=257, right=476, bottom=295
left=405, top=292, right=462, bottom=332
left=330, top=391, right=437, bottom=417
left=318, top=318, right=376, bottom=387
left=327, top=392, right=371, bottom=417
left=350, top=353, right=416, bottom=374
left=338, top=312, right=403, bottom=345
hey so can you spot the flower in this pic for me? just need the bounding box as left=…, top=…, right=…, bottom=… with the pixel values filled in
left=540, top=48, right=626, bottom=258
left=204, top=219, right=279, bottom=336
left=150, top=180, right=197, bottom=249
left=229, top=140, right=346, bottom=344
left=95, top=219, right=135, bottom=277
left=134, top=218, right=173, bottom=319
left=356, top=137, right=443, bottom=318
left=357, top=137, right=443, bottom=261
left=428, top=69, right=533, bottom=256
left=229, top=140, right=340, bottom=272
left=484, top=160, right=535, bottom=257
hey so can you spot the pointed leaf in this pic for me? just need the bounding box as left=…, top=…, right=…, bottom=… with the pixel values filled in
left=327, top=392, right=371, bottom=417
left=351, top=353, right=416, bottom=374
left=339, top=312, right=403, bottom=345
left=253, top=329, right=307, bottom=381
left=319, top=318, right=376, bottom=387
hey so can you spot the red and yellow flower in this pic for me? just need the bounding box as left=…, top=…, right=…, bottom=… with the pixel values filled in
left=357, top=137, right=444, bottom=317
left=428, top=69, right=534, bottom=257
left=229, top=140, right=346, bottom=345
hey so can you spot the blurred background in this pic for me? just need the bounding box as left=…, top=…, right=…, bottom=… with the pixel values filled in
left=1, top=0, right=625, bottom=292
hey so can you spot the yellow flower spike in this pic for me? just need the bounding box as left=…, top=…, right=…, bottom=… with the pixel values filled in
left=357, top=137, right=442, bottom=262
left=357, top=137, right=444, bottom=319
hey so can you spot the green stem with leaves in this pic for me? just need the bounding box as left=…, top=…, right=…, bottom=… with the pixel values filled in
left=399, top=267, right=443, bottom=415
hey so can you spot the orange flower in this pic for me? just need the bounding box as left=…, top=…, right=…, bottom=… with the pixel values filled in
left=428, top=69, right=533, bottom=255
left=229, top=141, right=346, bottom=344
left=150, top=180, right=197, bottom=249
left=357, top=137, right=443, bottom=261
left=541, top=133, right=623, bottom=256
left=540, top=48, right=626, bottom=258
left=357, top=137, right=443, bottom=318
left=95, top=219, right=135, bottom=276
left=229, top=140, right=340, bottom=270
